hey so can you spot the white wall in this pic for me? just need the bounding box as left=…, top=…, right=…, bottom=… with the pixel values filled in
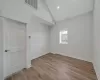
left=1, top=0, right=53, bottom=24
left=0, top=0, right=3, bottom=16
left=46, top=0, right=93, bottom=21
left=93, top=0, right=100, bottom=79
left=50, top=12, right=93, bottom=62
left=26, top=16, right=50, bottom=67
left=0, top=0, right=3, bottom=10
left=0, top=17, right=3, bottom=80
left=0, top=11, right=2, bottom=16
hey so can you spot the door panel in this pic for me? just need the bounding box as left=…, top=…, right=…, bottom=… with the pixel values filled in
left=3, top=19, right=26, bottom=77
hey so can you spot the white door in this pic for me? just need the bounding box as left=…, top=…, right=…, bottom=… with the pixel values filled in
left=3, top=18, right=26, bottom=77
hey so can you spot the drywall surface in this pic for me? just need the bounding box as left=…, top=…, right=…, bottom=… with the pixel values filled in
left=26, top=16, right=50, bottom=67
left=0, top=10, right=2, bottom=16
left=50, top=12, right=93, bottom=62
left=0, top=0, right=4, bottom=16
left=1, top=0, right=52, bottom=23
left=0, top=17, right=3, bottom=80
left=46, top=0, right=93, bottom=21
left=93, top=0, right=100, bottom=79
left=0, top=0, right=3, bottom=11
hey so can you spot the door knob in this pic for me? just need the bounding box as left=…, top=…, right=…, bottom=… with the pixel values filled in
left=5, top=50, right=10, bottom=52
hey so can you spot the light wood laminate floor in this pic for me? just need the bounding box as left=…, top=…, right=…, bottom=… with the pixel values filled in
left=5, top=53, right=97, bottom=80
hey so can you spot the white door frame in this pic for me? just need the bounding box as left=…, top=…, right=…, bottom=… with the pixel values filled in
left=3, top=17, right=28, bottom=78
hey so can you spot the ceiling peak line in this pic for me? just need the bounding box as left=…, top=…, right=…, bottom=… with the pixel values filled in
left=41, top=0, right=56, bottom=24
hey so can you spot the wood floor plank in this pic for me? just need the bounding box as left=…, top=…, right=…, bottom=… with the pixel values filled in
left=5, top=53, right=98, bottom=80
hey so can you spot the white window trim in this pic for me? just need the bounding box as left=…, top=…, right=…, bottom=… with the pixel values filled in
left=59, top=29, right=68, bottom=44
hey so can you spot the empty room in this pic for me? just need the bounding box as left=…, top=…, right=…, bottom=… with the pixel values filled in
left=0, top=0, right=100, bottom=80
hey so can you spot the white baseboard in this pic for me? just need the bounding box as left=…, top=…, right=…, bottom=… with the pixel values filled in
left=51, top=52, right=92, bottom=62
left=93, top=63, right=100, bottom=80
left=26, top=64, right=31, bottom=68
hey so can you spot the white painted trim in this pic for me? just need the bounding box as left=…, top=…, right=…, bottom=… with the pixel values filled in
left=0, top=16, right=4, bottom=80
left=51, top=52, right=92, bottom=63
left=93, top=63, right=100, bottom=80
left=2, top=17, right=27, bottom=78
left=26, top=24, right=32, bottom=68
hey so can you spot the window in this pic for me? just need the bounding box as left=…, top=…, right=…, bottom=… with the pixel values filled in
left=25, top=0, right=38, bottom=9
left=59, top=29, right=68, bottom=44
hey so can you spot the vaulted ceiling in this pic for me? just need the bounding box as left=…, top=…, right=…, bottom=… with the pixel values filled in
left=45, top=0, right=94, bottom=22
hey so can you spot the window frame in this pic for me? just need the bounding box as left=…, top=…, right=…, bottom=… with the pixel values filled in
left=59, top=29, right=68, bottom=44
